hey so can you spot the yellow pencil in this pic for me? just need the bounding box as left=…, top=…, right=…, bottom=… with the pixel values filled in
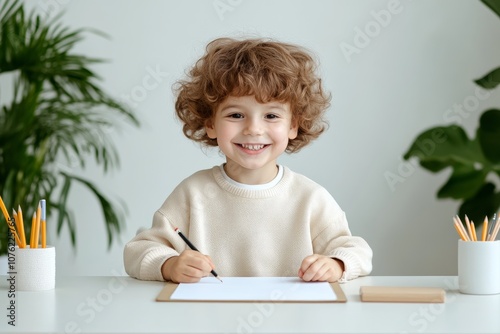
left=465, top=215, right=474, bottom=242
left=17, top=205, right=26, bottom=248
left=30, top=212, right=36, bottom=248
left=470, top=221, right=478, bottom=241
left=453, top=220, right=467, bottom=241
left=12, top=210, right=24, bottom=248
left=0, top=196, right=21, bottom=246
left=481, top=216, right=488, bottom=242
left=0, top=196, right=20, bottom=245
left=33, top=203, right=41, bottom=248
left=0, top=196, right=10, bottom=222
left=41, top=200, right=46, bottom=248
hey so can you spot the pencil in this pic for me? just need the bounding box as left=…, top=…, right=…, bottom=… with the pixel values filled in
left=470, top=221, right=477, bottom=241
left=481, top=216, right=488, bottom=242
left=0, top=196, right=21, bottom=246
left=465, top=215, right=474, bottom=242
left=41, top=200, right=46, bottom=248
left=0, top=196, right=10, bottom=222
left=174, top=227, right=223, bottom=282
left=454, top=216, right=470, bottom=241
left=33, top=203, right=41, bottom=248
left=489, top=216, right=500, bottom=241
left=487, top=213, right=496, bottom=240
left=453, top=220, right=467, bottom=241
left=30, top=212, right=36, bottom=248
left=12, top=209, right=24, bottom=248
left=17, top=206, right=26, bottom=248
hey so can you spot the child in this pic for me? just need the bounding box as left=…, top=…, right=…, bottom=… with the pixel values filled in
left=124, top=37, right=372, bottom=283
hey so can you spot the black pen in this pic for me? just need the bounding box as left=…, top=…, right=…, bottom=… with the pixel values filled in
left=174, top=227, right=223, bottom=282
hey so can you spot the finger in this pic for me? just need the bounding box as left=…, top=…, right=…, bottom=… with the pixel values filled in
left=173, top=272, right=203, bottom=283
left=310, top=263, right=329, bottom=281
left=186, top=256, right=214, bottom=274
left=319, top=269, right=336, bottom=283
left=182, top=261, right=215, bottom=281
left=299, top=254, right=319, bottom=274
left=176, top=252, right=212, bottom=277
left=180, top=250, right=211, bottom=267
left=302, top=259, right=326, bottom=282
left=170, top=265, right=203, bottom=283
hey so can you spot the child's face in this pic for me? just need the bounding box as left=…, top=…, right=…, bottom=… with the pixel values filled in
left=206, top=95, right=298, bottom=183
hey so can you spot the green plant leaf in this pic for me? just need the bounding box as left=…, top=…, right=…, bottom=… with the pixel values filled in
left=0, top=0, right=21, bottom=25
left=403, top=125, right=488, bottom=171
left=437, top=165, right=488, bottom=199
left=402, top=0, right=500, bottom=227
left=474, top=66, right=500, bottom=89
left=481, top=0, right=500, bottom=19
left=56, top=173, right=73, bottom=238
left=458, top=183, right=500, bottom=227
left=477, top=109, right=500, bottom=163
left=62, top=172, right=124, bottom=249
left=418, top=160, right=450, bottom=173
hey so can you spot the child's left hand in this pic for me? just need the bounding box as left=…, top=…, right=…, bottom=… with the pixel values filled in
left=298, top=254, right=345, bottom=283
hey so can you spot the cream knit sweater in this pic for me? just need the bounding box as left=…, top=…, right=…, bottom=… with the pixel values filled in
left=123, top=166, right=372, bottom=282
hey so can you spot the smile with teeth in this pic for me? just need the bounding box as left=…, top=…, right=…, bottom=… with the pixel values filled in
left=238, top=143, right=268, bottom=151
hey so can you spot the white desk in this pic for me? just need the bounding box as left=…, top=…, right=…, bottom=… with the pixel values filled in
left=0, top=276, right=499, bottom=333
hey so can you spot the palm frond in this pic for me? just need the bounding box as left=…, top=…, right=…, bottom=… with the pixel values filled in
left=62, top=172, right=124, bottom=249
left=0, top=0, right=139, bottom=254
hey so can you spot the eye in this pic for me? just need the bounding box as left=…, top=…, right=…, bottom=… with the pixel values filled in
left=265, top=114, right=279, bottom=119
left=227, top=113, right=243, bottom=119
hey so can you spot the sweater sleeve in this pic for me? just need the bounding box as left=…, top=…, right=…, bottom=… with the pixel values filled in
left=124, top=169, right=214, bottom=281
left=123, top=210, right=185, bottom=281
left=310, top=190, right=373, bottom=281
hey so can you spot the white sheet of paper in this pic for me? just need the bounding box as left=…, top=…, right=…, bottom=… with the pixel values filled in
left=169, top=277, right=337, bottom=301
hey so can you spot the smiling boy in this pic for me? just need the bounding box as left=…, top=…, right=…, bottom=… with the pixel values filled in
left=124, top=37, right=373, bottom=283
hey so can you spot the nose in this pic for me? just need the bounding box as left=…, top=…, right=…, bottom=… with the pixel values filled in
left=243, top=117, right=264, bottom=136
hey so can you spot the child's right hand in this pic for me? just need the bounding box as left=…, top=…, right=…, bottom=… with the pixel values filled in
left=161, top=250, right=216, bottom=283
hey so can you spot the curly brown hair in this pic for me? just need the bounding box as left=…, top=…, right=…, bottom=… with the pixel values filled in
left=174, top=37, right=330, bottom=153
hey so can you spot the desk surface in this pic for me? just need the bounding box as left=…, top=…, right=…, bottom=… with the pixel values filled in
left=0, top=275, right=499, bottom=333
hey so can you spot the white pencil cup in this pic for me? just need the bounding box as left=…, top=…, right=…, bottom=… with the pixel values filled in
left=458, top=240, right=500, bottom=295
left=14, top=246, right=56, bottom=291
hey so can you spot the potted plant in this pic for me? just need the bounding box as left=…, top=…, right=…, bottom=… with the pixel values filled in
left=0, top=1, right=139, bottom=254
left=404, top=0, right=500, bottom=225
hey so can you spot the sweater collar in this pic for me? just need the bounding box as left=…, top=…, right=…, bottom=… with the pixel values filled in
left=212, top=165, right=292, bottom=198
left=218, top=164, right=284, bottom=191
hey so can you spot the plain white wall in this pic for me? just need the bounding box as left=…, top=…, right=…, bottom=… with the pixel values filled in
left=17, top=0, right=500, bottom=276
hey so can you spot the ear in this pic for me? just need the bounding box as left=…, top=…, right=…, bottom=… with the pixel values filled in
left=288, top=120, right=298, bottom=140
left=205, top=119, right=217, bottom=139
